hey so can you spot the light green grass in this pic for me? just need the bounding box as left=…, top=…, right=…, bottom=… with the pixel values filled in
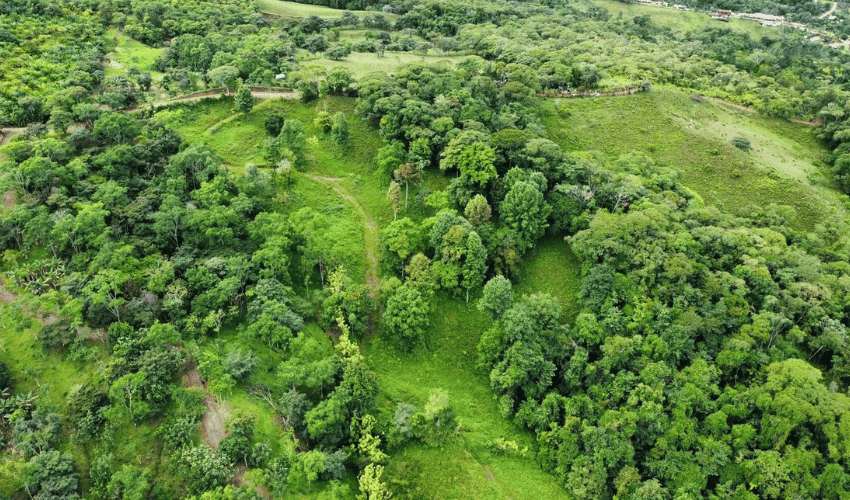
left=541, top=87, right=846, bottom=231
left=172, top=96, right=390, bottom=283
left=259, top=0, right=397, bottom=19
left=303, top=52, right=463, bottom=78
left=103, top=28, right=164, bottom=75
left=515, top=236, right=582, bottom=324
left=596, top=0, right=772, bottom=38
left=365, top=293, right=568, bottom=499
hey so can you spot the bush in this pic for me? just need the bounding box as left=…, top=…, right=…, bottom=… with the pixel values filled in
left=326, top=44, right=351, bottom=61
left=222, top=348, right=259, bottom=382
left=732, top=136, right=751, bottom=151
left=265, top=114, right=285, bottom=136
left=0, top=361, right=13, bottom=393
left=36, top=321, right=76, bottom=350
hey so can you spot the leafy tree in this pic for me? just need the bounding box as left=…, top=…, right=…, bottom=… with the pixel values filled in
left=314, top=111, right=333, bottom=133
left=411, top=389, right=457, bottom=447
left=106, top=465, right=152, bottom=500
left=23, top=451, right=78, bottom=500
left=175, top=446, right=231, bottom=495
left=265, top=114, right=285, bottom=136
left=357, top=464, right=391, bottom=500
left=461, top=231, right=487, bottom=303
left=478, top=275, right=513, bottom=320
left=326, top=43, right=352, bottom=61
left=500, top=181, right=551, bottom=253
left=279, top=119, right=308, bottom=170
left=384, top=284, right=430, bottom=351
left=208, top=65, right=240, bottom=93
left=393, top=163, right=420, bottom=209
left=222, top=348, right=259, bottom=382
left=464, top=194, right=492, bottom=227
left=234, top=85, right=254, bottom=115
left=331, top=112, right=349, bottom=145
left=386, top=181, right=402, bottom=220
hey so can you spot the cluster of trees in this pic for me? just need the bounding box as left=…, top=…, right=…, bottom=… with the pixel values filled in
left=0, top=1, right=105, bottom=126
left=468, top=154, right=850, bottom=497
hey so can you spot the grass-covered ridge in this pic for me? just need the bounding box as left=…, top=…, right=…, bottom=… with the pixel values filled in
left=543, top=86, right=846, bottom=231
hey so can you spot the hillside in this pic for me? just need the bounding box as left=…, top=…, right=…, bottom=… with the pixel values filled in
left=2, top=0, right=850, bottom=499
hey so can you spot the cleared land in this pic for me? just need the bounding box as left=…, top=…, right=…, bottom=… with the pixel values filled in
left=543, top=86, right=846, bottom=230
left=302, top=52, right=464, bottom=78
left=259, top=0, right=398, bottom=19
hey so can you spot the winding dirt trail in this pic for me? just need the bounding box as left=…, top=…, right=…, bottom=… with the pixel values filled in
left=126, top=88, right=300, bottom=114
left=301, top=173, right=381, bottom=297
left=820, top=1, right=838, bottom=19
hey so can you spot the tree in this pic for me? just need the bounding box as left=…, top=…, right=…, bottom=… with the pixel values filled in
left=358, top=464, right=392, bottom=500
left=326, top=43, right=352, bottom=61
left=440, top=131, right=497, bottom=188
left=380, top=218, right=422, bottom=274
left=207, top=65, right=240, bottom=93
left=478, top=275, right=513, bottom=320
left=500, top=181, right=551, bottom=253
left=176, top=446, right=231, bottom=495
left=462, top=231, right=487, bottom=303
left=411, top=389, right=457, bottom=447
left=234, top=85, right=254, bottom=115
left=384, top=284, right=430, bottom=351
left=279, top=119, right=307, bottom=170
left=386, top=181, right=402, bottom=220
left=85, top=269, right=128, bottom=321
left=23, top=451, right=78, bottom=500
left=93, top=113, right=140, bottom=145
left=394, top=163, right=421, bottom=209
left=464, top=194, right=492, bottom=227
left=331, top=112, right=349, bottom=145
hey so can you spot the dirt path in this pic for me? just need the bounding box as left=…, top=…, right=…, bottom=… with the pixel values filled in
left=301, top=174, right=381, bottom=297
left=820, top=1, right=838, bottom=18
left=127, top=88, right=300, bottom=113
left=0, top=127, right=26, bottom=147
left=182, top=367, right=230, bottom=449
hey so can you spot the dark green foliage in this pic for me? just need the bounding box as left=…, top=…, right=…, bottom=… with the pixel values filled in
left=234, top=85, right=254, bottom=115
left=0, top=361, right=13, bottom=393
left=409, top=390, right=457, bottom=447
left=264, top=114, right=285, bottom=137
left=222, top=348, right=259, bottom=382
left=478, top=275, right=513, bottom=321
left=174, top=446, right=231, bottom=495
left=383, top=284, right=430, bottom=351
left=23, top=451, right=79, bottom=500
left=13, top=411, right=61, bottom=458
left=36, top=321, right=76, bottom=350
left=732, top=136, right=751, bottom=151
left=331, top=112, right=349, bottom=145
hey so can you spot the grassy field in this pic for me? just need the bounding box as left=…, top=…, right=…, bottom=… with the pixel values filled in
left=541, top=86, right=847, bottom=231
left=596, top=0, right=772, bottom=38
left=259, top=0, right=398, bottom=19
left=103, top=28, right=164, bottom=77
left=302, top=52, right=464, bottom=78
left=365, top=292, right=570, bottom=500
left=515, top=236, right=582, bottom=324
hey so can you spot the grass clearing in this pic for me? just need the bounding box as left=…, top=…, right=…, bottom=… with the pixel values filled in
left=541, top=87, right=847, bottom=231
left=365, top=292, right=568, bottom=499
left=597, top=0, right=772, bottom=38
left=103, top=28, right=164, bottom=76
left=259, top=0, right=397, bottom=19
left=303, top=52, right=463, bottom=78
left=515, top=236, right=582, bottom=324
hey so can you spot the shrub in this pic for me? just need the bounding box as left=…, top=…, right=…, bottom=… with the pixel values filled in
left=732, top=136, right=751, bottom=151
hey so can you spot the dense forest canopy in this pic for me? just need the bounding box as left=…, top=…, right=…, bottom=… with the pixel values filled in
left=2, top=0, right=850, bottom=498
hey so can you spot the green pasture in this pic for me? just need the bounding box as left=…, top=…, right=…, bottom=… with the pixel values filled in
left=542, top=86, right=846, bottom=231
left=259, top=0, right=398, bottom=19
